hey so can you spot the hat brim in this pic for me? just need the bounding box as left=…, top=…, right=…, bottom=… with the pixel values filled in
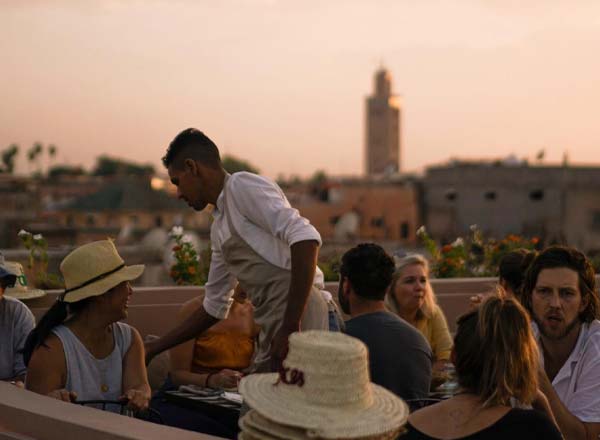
left=4, top=288, right=46, bottom=301
left=240, top=411, right=309, bottom=440
left=239, top=374, right=409, bottom=439
left=63, top=264, right=145, bottom=303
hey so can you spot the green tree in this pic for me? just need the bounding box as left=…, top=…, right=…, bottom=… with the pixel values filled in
left=48, top=165, right=86, bottom=178
left=92, top=156, right=155, bottom=176
left=222, top=155, right=259, bottom=174
left=0, top=144, right=19, bottom=174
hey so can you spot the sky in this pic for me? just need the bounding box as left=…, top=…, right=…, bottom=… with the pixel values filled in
left=2, top=0, right=600, bottom=179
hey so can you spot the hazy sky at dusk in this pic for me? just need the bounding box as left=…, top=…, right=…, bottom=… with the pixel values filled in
left=2, top=0, right=600, bottom=178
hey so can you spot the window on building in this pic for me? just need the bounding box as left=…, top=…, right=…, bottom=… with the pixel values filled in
left=445, top=189, right=457, bottom=201
left=529, top=190, right=544, bottom=201
left=371, top=217, right=385, bottom=228
left=484, top=191, right=496, bottom=201
left=400, top=222, right=409, bottom=239
left=330, top=215, right=340, bottom=225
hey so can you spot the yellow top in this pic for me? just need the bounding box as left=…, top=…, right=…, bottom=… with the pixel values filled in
left=192, top=330, right=255, bottom=372
left=415, top=304, right=453, bottom=361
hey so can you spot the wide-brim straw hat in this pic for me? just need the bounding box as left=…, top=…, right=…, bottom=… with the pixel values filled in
left=240, top=410, right=402, bottom=440
left=3, top=261, right=46, bottom=301
left=239, top=331, right=409, bottom=439
left=61, top=240, right=144, bottom=303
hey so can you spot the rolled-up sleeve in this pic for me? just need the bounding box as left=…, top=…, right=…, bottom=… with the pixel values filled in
left=230, top=173, right=321, bottom=247
left=203, top=245, right=236, bottom=319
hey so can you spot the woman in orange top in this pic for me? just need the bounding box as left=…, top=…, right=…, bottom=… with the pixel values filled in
left=169, top=285, right=259, bottom=389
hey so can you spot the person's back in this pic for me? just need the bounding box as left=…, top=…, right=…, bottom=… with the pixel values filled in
left=0, top=295, right=35, bottom=381
left=345, top=310, right=431, bottom=400
left=405, top=296, right=561, bottom=440
left=403, top=406, right=561, bottom=439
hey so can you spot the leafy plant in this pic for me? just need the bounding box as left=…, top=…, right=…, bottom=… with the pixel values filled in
left=169, top=226, right=207, bottom=285
left=416, top=225, right=538, bottom=278
left=17, top=229, right=64, bottom=289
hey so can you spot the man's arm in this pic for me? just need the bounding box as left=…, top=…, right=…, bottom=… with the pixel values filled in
left=269, top=239, right=319, bottom=371
left=145, top=304, right=219, bottom=364
left=539, top=369, right=600, bottom=439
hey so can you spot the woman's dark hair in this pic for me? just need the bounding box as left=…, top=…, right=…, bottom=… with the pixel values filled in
left=498, top=249, right=536, bottom=300
left=454, top=295, right=538, bottom=407
left=22, top=297, right=92, bottom=366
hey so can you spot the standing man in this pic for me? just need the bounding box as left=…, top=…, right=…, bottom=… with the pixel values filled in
left=338, top=243, right=432, bottom=402
left=145, top=128, right=329, bottom=372
left=522, top=246, right=600, bottom=440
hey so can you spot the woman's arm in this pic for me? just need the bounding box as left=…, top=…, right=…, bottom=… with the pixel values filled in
left=26, top=335, right=76, bottom=402
left=430, top=305, right=453, bottom=371
left=121, top=328, right=151, bottom=411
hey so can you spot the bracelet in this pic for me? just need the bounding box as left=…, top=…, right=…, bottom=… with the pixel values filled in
left=205, top=372, right=218, bottom=388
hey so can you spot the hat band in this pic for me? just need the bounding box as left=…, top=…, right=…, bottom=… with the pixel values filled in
left=63, top=263, right=125, bottom=296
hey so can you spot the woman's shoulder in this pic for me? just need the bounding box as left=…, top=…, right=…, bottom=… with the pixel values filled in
left=479, top=408, right=562, bottom=439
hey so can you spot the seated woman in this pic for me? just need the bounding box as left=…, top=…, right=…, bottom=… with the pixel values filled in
left=23, top=240, right=150, bottom=413
left=168, top=284, right=258, bottom=388
left=403, top=296, right=562, bottom=439
left=470, top=248, right=537, bottom=308
left=385, top=254, right=452, bottom=372
left=150, top=284, right=258, bottom=438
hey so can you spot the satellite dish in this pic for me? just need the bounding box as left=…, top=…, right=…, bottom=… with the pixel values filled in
left=334, top=211, right=360, bottom=240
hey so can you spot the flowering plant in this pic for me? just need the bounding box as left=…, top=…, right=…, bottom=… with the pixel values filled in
left=17, top=229, right=64, bottom=288
left=417, top=225, right=538, bottom=278
left=169, top=226, right=206, bottom=285
left=18, top=229, right=48, bottom=268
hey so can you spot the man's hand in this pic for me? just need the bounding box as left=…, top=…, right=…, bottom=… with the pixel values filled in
left=270, top=326, right=297, bottom=372
left=120, top=389, right=150, bottom=412
left=47, top=389, right=77, bottom=403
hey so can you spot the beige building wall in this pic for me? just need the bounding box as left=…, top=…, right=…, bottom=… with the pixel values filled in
left=293, top=179, right=419, bottom=244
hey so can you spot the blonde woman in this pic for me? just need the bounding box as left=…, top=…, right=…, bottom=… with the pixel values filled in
left=403, top=296, right=561, bottom=439
left=386, top=254, right=452, bottom=372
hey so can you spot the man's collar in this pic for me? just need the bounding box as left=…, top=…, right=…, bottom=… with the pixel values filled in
left=213, top=173, right=231, bottom=216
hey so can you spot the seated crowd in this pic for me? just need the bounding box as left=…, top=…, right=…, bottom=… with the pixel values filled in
left=2, top=239, right=600, bottom=439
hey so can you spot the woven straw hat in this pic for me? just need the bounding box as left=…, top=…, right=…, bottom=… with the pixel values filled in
left=3, top=261, right=46, bottom=300
left=240, top=410, right=402, bottom=440
left=239, top=331, right=409, bottom=439
left=60, top=240, right=144, bottom=303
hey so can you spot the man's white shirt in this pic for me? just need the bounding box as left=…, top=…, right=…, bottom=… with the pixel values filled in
left=534, top=320, right=600, bottom=423
left=202, top=172, right=323, bottom=319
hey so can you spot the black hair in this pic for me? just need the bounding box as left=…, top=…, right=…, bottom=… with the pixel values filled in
left=498, top=249, right=536, bottom=300
left=521, top=245, right=599, bottom=323
left=339, top=243, right=395, bottom=301
left=0, top=274, right=17, bottom=290
left=162, top=128, right=221, bottom=170
left=22, top=297, right=92, bottom=366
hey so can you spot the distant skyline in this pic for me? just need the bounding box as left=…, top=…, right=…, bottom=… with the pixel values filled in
left=2, top=0, right=600, bottom=179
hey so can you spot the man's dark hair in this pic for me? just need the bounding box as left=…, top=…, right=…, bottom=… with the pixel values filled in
left=339, top=243, right=395, bottom=301
left=162, top=128, right=221, bottom=170
left=521, top=245, right=600, bottom=323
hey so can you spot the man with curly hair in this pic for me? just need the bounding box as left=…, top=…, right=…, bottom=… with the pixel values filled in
left=522, top=246, right=600, bottom=440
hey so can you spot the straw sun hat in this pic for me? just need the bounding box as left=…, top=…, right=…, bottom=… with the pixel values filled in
left=60, top=240, right=144, bottom=303
left=239, top=331, right=409, bottom=439
left=1, top=260, right=46, bottom=301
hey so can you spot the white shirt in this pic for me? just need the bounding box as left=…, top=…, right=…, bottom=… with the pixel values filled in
left=203, top=172, right=323, bottom=319
left=534, top=320, right=600, bottom=423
